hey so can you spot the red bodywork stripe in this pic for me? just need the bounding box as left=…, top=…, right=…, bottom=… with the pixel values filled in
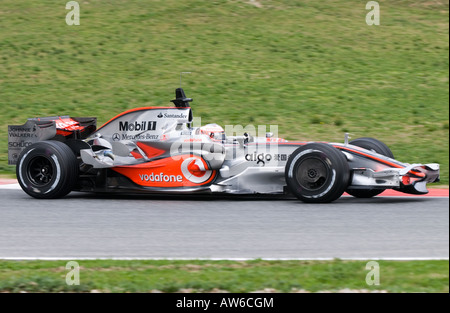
left=136, top=142, right=165, bottom=159
left=130, top=151, right=144, bottom=159
left=337, top=146, right=404, bottom=169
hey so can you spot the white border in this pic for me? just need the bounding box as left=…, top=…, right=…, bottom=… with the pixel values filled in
left=0, top=257, right=448, bottom=261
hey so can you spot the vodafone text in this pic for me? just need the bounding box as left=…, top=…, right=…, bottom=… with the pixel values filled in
left=139, top=173, right=183, bottom=182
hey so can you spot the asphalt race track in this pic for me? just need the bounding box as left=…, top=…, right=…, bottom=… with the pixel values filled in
left=0, top=188, right=448, bottom=260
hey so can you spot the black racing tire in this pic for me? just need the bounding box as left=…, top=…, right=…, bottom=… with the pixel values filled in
left=285, top=143, right=350, bottom=203
left=346, top=137, right=394, bottom=198
left=16, top=141, right=79, bottom=199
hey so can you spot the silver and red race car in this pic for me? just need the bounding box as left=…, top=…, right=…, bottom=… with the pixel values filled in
left=8, top=88, right=440, bottom=202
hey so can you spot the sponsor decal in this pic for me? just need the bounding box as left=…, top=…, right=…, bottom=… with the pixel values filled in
left=183, top=138, right=203, bottom=143
left=245, top=153, right=290, bottom=166
left=113, top=155, right=214, bottom=187
left=8, top=132, right=37, bottom=138
left=245, top=152, right=272, bottom=166
left=121, top=134, right=159, bottom=141
left=181, top=157, right=213, bottom=184
left=273, top=154, right=289, bottom=161
left=119, top=121, right=157, bottom=132
left=180, top=130, right=192, bottom=136
left=266, top=137, right=287, bottom=143
left=8, top=125, right=38, bottom=139
left=55, top=119, right=80, bottom=130
left=112, top=133, right=121, bottom=141
left=9, top=127, right=33, bottom=132
left=158, top=112, right=188, bottom=119
left=9, top=141, right=33, bottom=148
left=8, top=152, right=20, bottom=165
left=139, top=172, right=183, bottom=183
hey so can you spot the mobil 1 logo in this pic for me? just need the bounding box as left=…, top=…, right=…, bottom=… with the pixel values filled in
left=119, top=120, right=157, bottom=132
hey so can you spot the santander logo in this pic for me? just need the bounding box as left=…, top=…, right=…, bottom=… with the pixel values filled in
left=181, top=157, right=213, bottom=184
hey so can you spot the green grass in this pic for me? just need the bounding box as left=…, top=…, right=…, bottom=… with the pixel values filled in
left=0, top=0, right=448, bottom=183
left=0, top=259, right=447, bottom=293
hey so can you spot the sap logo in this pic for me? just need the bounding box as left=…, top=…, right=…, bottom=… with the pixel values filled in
left=119, top=121, right=157, bottom=132
left=139, top=173, right=183, bottom=183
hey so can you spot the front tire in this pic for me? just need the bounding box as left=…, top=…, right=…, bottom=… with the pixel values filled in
left=346, top=137, right=394, bottom=198
left=285, top=143, right=350, bottom=203
left=16, top=141, right=79, bottom=199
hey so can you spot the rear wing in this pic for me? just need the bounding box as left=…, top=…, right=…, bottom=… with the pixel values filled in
left=8, top=116, right=96, bottom=165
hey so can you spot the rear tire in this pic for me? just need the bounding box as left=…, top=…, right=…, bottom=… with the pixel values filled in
left=16, top=141, right=78, bottom=199
left=285, top=143, right=350, bottom=203
left=346, top=137, right=394, bottom=198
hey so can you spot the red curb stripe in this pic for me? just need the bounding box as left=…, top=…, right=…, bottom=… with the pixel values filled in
left=344, top=189, right=449, bottom=197
left=0, top=179, right=18, bottom=185
left=380, top=189, right=448, bottom=197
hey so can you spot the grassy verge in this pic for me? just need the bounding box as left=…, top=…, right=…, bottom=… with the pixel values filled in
left=0, top=259, right=448, bottom=293
left=0, top=0, right=448, bottom=183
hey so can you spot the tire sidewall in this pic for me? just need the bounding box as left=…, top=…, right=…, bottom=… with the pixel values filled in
left=287, top=149, right=337, bottom=199
left=286, top=143, right=349, bottom=203
left=16, top=141, right=77, bottom=199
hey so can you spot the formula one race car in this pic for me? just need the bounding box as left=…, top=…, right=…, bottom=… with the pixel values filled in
left=8, top=88, right=440, bottom=203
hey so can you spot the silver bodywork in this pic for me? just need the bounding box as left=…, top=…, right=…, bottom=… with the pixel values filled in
left=76, top=105, right=439, bottom=195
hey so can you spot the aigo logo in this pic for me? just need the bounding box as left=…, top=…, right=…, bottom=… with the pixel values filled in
left=181, top=157, right=213, bottom=184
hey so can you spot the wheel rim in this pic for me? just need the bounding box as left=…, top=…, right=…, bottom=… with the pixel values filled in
left=296, top=157, right=329, bottom=191
left=27, top=156, right=54, bottom=186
